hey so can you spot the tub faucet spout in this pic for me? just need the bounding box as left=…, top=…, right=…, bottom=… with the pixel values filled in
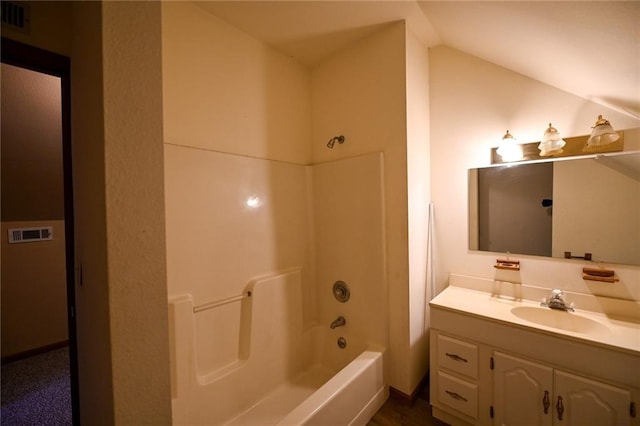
left=330, top=316, right=346, bottom=329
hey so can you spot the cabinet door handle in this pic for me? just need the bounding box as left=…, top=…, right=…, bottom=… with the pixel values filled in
left=542, top=390, right=550, bottom=414
left=445, top=390, right=468, bottom=402
left=556, top=396, right=564, bottom=421
left=445, top=352, right=468, bottom=363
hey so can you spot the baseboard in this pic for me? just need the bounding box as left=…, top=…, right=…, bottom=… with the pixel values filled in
left=1, top=340, right=69, bottom=364
left=388, top=369, right=430, bottom=406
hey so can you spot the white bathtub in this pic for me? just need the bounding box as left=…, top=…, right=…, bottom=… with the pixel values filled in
left=169, top=269, right=387, bottom=425
left=223, top=348, right=386, bottom=426
left=277, top=349, right=386, bottom=426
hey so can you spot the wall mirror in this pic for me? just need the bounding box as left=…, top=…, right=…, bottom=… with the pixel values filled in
left=469, top=151, right=640, bottom=265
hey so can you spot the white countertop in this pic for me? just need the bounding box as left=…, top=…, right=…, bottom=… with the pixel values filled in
left=430, top=278, right=640, bottom=356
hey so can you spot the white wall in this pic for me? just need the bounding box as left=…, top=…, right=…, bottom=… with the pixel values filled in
left=162, top=1, right=317, bottom=328
left=101, top=2, right=172, bottom=422
left=162, top=2, right=311, bottom=165
left=312, top=153, right=387, bottom=360
left=405, top=27, right=431, bottom=394
left=163, top=5, right=391, bottom=419
left=164, top=145, right=316, bottom=325
left=72, top=2, right=172, bottom=422
left=1, top=64, right=65, bottom=221
left=311, top=22, right=416, bottom=393
left=553, top=158, right=640, bottom=265
left=1, top=62, right=68, bottom=359
left=71, top=3, right=115, bottom=422
left=1, top=221, right=68, bottom=357
left=164, top=4, right=422, bottom=396
left=429, top=45, right=640, bottom=302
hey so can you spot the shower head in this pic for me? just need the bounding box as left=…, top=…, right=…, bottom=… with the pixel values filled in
left=327, top=135, right=345, bottom=149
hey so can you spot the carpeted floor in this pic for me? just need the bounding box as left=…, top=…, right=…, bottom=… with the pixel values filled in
left=1, top=347, right=72, bottom=425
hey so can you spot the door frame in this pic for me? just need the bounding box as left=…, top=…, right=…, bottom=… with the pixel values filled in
left=1, top=36, right=80, bottom=425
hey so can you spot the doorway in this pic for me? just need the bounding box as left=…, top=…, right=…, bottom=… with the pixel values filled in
left=1, top=37, right=79, bottom=425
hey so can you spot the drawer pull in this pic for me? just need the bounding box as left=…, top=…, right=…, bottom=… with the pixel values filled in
left=445, top=390, right=468, bottom=402
left=445, top=352, right=468, bottom=363
left=556, top=396, right=564, bottom=421
left=543, top=390, right=550, bottom=414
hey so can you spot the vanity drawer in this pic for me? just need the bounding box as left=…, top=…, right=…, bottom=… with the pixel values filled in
left=437, top=334, right=478, bottom=379
left=437, top=371, right=478, bottom=419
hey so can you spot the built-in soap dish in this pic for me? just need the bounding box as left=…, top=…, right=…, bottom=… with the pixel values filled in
left=582, top=267, right=618, bottom=283
left=494, top=259, right=520, bottom=271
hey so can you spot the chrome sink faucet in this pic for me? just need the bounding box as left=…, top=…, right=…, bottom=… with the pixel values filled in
left=541, top=289, right=574, bottom=312
left=330, top=316, right=346, bottom=329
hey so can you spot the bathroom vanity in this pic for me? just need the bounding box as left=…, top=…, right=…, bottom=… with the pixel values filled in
left=429, top=275, right=640, bottom=426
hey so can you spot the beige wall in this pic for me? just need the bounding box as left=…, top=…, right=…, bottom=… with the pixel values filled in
left=70, top=3, right=115, bottom=423
left=553, top=158, right=640, bottom=265
left=101, top=2, right=172, bottom=422
left=163, top=4, right=429, bottom=396
left=164, top=145, right=317, bottom=326
left=0, top=1, right=72, bottom=56
left=405, top=27, right=431, bottom=394
left=162, top=0, right=318, bottom=337
left=71, top=1, right=172, bottom=423
left=1, top=64, right=64, bottom=221
left=162, top=2, right=311, bottom=165
left=311, top=22, right=416, bottom=394
left=1, top=40, right=67, bottom=359
left=429, top=45, right=640, bottom=303
left=2, top=2, right=117, bottom=420
left=312, top=153, right=387, bottom=357
left=1, top=221, right=68, bottom=357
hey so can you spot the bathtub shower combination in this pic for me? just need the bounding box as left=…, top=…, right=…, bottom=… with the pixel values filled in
left=165, top=148, right=388, bottom=425
left=169, top=270, right=385, bottom=425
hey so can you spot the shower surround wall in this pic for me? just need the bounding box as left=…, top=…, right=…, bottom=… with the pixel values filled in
left=163, top=1, right=433, bottom=398
left=164, top=148, right=387, bottom=423
left=164, top=145, right=316, bottom=332
left=162, top=2, right=388, bottom=423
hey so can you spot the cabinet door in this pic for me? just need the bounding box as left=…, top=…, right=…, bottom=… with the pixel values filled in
left=493, top=352, right=553, bottom=426
left=554, top=370, right=632, bottom=426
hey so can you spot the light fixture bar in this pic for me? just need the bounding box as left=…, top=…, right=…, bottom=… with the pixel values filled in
left=491, top=131, right=624, bottom=164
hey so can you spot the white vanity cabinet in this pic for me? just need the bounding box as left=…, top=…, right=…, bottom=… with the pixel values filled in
left=493, top=351, right=633, bottom=426
left=554, top=369, right=633, bottom=426
left=434, top=334, right=480, bottom=421
left=429, top=298, right=639, bottom=426
left=492, top=351, right=553, bottom=425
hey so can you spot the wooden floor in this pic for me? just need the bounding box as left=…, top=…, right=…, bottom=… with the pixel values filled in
left=367, top=382, right=449, bottom=426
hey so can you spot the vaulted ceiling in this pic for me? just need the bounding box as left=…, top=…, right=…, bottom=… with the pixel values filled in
left=196, top=1, right=639, bottom=119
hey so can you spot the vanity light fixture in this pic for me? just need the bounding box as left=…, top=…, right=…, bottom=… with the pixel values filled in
left=586, top=115, right=620, bottom=147
left=538, top=123, right=566, bottom=157
left=496, top=130, right=523, bottom=162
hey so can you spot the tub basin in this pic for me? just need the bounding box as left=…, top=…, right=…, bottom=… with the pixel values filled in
left=510, top=306, right=609, bottom=335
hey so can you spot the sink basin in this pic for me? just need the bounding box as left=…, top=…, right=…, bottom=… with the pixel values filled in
left=510, top=306, right=609, bottom=334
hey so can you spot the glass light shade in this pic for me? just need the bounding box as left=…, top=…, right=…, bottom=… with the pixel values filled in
left=587, top=115, right=620, bottom=146
left=538, top=123, right=566, bottom=157
left=497, top=130, right=523, bottom=162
